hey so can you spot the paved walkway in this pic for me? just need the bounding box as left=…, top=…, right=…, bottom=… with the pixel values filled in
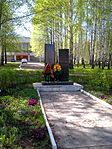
left=20, top=62, right=44, bottom=70
left=40, top=91, right=112, bottom=149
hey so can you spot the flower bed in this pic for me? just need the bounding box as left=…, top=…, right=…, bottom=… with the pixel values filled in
left=0, top=87, right=51, bottom=148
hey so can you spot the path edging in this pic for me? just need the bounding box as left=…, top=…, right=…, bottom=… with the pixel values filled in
left=37, top=90, right=57, bottom=149
left=81, top=89, right=112, bottom=110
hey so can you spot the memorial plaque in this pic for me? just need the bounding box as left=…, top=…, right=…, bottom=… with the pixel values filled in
left=45, top=44, right=55, bottom=66
left=59, top=49, right=69, bottom=81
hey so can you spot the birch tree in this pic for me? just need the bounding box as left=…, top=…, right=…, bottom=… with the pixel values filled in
left=31, top=0, right=112, bottom=69
left=0, top=0, right=33, bottom=65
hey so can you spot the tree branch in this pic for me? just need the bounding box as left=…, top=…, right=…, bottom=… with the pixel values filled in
left=1, top=13, right=34, bottom=26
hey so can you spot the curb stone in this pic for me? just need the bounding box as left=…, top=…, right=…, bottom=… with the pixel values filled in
left=37, top=90, right=57, bottom=149
left=81, top=89, right=112, bottom=110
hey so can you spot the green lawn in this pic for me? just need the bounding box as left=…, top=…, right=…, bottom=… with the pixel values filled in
left=0, top=63, right=112, bottom=148
left=70, top=67, right=112, bottom=104
left=0, top=64, right=51, bottom=149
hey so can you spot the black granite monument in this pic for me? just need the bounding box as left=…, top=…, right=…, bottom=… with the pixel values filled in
left=43, top=47, right=73, bottom=85
left=45, top=44, right=55, bottom=66
left=59, top=49, right=69, bottom=81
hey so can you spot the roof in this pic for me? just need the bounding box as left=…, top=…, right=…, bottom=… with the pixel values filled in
left=16, top=53, right=35, bottom=56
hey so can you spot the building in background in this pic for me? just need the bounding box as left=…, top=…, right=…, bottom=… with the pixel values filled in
left=7, top=37, right=44, bottom=62
left=15, top=37, right=31, bottom=61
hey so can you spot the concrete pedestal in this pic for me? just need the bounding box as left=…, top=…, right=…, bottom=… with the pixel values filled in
left=33, top=82, right=83, bottom=92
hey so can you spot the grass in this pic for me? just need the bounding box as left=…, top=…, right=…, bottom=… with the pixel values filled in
left=0, top=63, right=20, bottom=69
left=0, top=63, right=112, bottom=148
left=70, top=67, right=112, bottom=104
left=0, top=63, right=51, bottom=149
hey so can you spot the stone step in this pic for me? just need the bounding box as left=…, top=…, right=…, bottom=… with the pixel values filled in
left=33, top=82, right=83, bottom=92
left=42, top=81, right=74, bottom=85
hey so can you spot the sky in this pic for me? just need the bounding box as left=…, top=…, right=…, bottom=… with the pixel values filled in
left=15, top=22, right=32, bottom=37
left=14, top=4, right=33, bottom=37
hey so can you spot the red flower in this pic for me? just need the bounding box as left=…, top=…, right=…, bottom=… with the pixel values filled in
left=43, top=63, right=52, bottom=74
left=28, top=99, right=38, bottom=106
left=100, top=95, right=105, bottom=99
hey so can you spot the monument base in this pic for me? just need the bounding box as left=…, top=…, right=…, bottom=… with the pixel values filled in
left=42, top=81, right=73, bottom=85
left=33, top=82, right=83, bottom=92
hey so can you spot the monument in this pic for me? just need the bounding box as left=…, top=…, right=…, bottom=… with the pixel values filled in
left=33, top=45, right=83, bottom=92
left=43, top=45, right=73, bottom=85
left=59, top=49, right=69, bottom=81
left=45, top=44, right=55, bottom=66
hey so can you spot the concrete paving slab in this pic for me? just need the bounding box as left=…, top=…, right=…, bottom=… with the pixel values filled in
left=20, top=63, right=44, bottom=69
left=33, top=83, right=83, bottom=91
left=40, top=91, right=112, bottom=149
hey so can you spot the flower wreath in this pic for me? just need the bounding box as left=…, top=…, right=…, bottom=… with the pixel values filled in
left=53, top=64, right=62, bottom=72
left=43, top=63, right=52, bottom=74
left=43, top=63, right=54, bottom=79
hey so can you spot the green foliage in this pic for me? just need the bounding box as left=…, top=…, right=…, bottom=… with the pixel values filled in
left=0, top=65, right=43, bottom=91
left=70, top=67, right=112, bottom=104
left=0, top=64, right=49, bottom=148
left=0, top=127, right=18, bottom=147
left=31, top=0, right=112, bottom=66
left=0, top=63, right=20, bottom=68
left=0, top=87, right=51, bottom=148
left=0, top=69, right=17, bottom=91
left=105, top=71, right=112, bottom=89
left=0, top=0, right=33, bottom=65
left=70, top=68, right=112, bottom=90
left=31, top=25, right=45, bottom=57
left=14, top=88, right=39, bottom=100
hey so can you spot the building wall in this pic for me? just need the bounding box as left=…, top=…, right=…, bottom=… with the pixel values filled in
left=7, top=55, right=14, bottom=62
left=7, top=37, right=43, bottom=62
left=30, top=56, right=39, bottom=62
